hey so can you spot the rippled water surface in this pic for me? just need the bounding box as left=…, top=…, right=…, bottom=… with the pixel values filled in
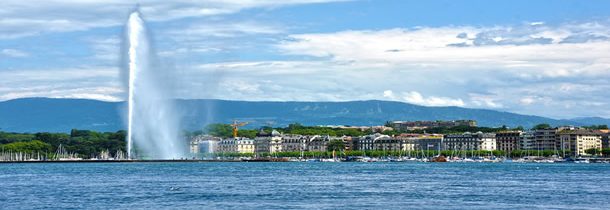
left=1, top=162, right=609, bottom=209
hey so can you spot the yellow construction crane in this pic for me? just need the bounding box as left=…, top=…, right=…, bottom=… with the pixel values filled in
left=230, top=120, right=249, bottom=138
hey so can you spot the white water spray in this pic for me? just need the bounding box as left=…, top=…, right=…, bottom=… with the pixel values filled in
left=125, top=10, right=184, bottom=159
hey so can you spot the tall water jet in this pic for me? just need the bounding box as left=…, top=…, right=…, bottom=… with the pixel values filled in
left=125, top=9, right=184, bottom=159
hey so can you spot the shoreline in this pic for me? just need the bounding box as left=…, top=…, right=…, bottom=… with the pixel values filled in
left=2, top=157, right=609, bottom=164
left=0, top=159, right=242, bottom=163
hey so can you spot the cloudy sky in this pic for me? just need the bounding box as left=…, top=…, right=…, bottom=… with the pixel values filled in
left=1, top=0, right=609, bottom=119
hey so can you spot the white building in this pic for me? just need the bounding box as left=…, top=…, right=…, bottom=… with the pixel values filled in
left=282, top=134, right=308, bottom=152
left=354, top=133, right=391, bottom=151
left=443, top=132, right=496, bottom=151
left=190, top=135, right=221, bottom=156
left=218, top=137, right=255, bottom=154
left=558, top=130, right=603, bottom=156
left=254, top=129, right=283, bottom=154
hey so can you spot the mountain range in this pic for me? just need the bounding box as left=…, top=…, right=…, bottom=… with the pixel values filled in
left=1, top=98, right=608, bottom=133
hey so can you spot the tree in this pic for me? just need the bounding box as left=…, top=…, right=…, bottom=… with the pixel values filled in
left=584, top=148, right=600, bottom=156
left=1, top=140, right=52, bottom=153
left=583, top=125, right=608, bottom=130
left=602, top=148, right=610, bottom=157
left=327, top=140, right=345, bottom=152
left=532, top=124, right=551, bottom=130
left=204, top=124, right=234, bottom=138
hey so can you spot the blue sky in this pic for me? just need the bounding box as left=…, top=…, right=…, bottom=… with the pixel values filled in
left=1, top=0, right=610, bottom=119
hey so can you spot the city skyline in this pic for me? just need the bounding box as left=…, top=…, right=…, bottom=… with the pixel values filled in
left=1, top=0, right=610, bottom=119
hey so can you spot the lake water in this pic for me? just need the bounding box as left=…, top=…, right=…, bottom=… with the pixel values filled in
left=0, top=162, right=609, bottom=209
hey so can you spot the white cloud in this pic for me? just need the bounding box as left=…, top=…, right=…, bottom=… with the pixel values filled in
left=520, top=97, right=536, bottom=105
left=401, top=91, right=465, bottom=107
left=1, top=48, right=28, bottom=57
left=265, top=21, right=610, bottom=117
left=469, top=94, right=503, bottom=108
left=0, top=0, right=344, bottom=39
left=86, top=37, right=121, bottom=62
left=0, top=67, right=121, bottom=102
left=382, top=90, right=465, bottom=107
left=0, top=86, right=123, bottom=102
left=382, top=90, right=394, bottom=98
left=278, top=24, right=610, bottom=78
left=167, top=22, right=284, bottom=39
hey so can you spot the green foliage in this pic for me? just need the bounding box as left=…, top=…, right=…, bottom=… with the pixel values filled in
left=327, top=140, right=345, bottom=151
left=277, top=123, right=372, bottom=136
left=584, top=148, right=600, bottom=155
left=1, top=140, right=52, bottom=153
left=204, top=124, right=234, bottom=138
left=203, top=123, right=257, bottom=138
left=410, top=125, right=513, bottom=134
left=0, top=130, right=126, bottom=158
left=532, top=123, right=552, bottom=130
left=602, top=148, right=610, bottom=157
left=238, top=130, right=257, bottom=139
left=582, top=125, right=608, bottom=130
left=216, top=152, right=254, bottom=158
left=0, top=132, right=35, bottom=144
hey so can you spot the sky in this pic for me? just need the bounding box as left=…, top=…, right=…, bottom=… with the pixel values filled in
left=1, top=0, right=610, bottom=119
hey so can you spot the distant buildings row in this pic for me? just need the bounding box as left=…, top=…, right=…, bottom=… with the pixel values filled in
left=190, top=125, right=609, bottom=157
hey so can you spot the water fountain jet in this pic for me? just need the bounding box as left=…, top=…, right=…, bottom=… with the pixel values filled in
left=125, top=9, right=184, bottom=159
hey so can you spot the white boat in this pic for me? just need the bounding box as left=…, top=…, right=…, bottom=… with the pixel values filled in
left=574, top=159, right=590, bottom=163
left=322, top=158, right=340, bottom=162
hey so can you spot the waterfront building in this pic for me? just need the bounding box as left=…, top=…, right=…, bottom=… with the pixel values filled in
left=237, top=138, right=255, bottom=154
left=343, top=136, right=354, bottom=151
left=389, top=120, right=477, bottom=131
left=218, top=138, right=237, bottom=153
left=534, top=128, right=558, bottom=151
left=519, top=131, right=535, bottom=150
left=353, top=133, right=390, bottom=151
left=600, top=130, right=609, bottom=149
left=443, top=132, right=496, bottom=151
left=189, top=135, right=221, bottom=156
left=399, top=134, right=417, bottom=151
left=534, top=126, right=582, bottom=151
left=282, top=134, right=308, bottom=152
left=254, top=129, right=283, bottom=154
left=307, top=135, right=330, bottom=152
left=372, top=135, right=401, bottom=151
left=397, top=134, right=443, bottom=151
left=254, top=130, right=270, bottom=154
left=218, top=137, right=255, bottom=154
left=415, top=135, right=443, bottom=151
left=558, top=130, right=603, bottom=156
left=496, top=131, right=521, bottom=154
left=268, top=130, right=283, bottom=153
left=319, top=125, right=393, bottom=132
left=254, top=129, right=273, bottom=154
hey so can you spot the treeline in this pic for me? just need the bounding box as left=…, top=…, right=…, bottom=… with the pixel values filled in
left=0, top=129, right=126, bottom=158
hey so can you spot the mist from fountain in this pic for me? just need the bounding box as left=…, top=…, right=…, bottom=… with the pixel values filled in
left=125, top=10, right=184, bottom=159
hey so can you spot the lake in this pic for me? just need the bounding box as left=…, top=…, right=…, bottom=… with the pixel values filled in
left=1, top=162, right=609, bottom=209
